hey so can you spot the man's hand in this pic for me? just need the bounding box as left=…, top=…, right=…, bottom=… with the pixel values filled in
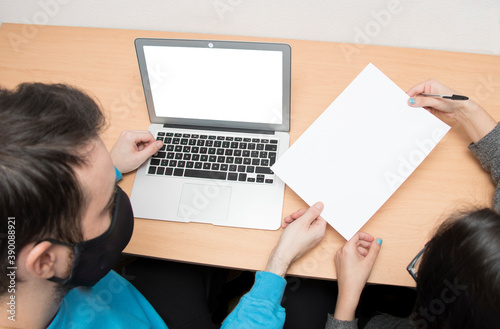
left=110, top=130, right=163, bottom=174
left=265, top=202, right=327, bottom=277
left=333, top=232, right=382, bottom=321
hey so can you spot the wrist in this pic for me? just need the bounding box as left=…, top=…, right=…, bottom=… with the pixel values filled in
left=334, top=291, right=361, bottom=321
left=454, top=101, right=497, bottom=143
left=265, top=251, right=291, bottom=277
left=454, top=100, right=482, bottom=122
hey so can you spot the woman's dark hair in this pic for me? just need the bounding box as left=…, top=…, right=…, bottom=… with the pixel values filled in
left=412, top=208, right=500, bottom=328
left=0, top=83, right=105, bottom=294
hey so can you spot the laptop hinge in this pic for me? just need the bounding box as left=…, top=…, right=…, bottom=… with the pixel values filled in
left=162, top=124, right=274, bottom=135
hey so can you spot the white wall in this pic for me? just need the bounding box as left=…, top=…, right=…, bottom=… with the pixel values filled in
left=1, top=0, right=499, bottom=55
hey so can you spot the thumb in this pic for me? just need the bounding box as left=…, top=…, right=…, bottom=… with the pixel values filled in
left=144, top=140, right=163, bottom=157
left=304, top=202, right=324, bottom=225
left=365, top=238, right=382, bottom=264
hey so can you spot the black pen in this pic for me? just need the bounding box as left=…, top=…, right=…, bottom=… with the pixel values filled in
left=419, top=93, right=469, bottom=101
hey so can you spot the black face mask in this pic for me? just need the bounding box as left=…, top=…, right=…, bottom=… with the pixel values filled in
left=38, top=186, right=134, bottom=287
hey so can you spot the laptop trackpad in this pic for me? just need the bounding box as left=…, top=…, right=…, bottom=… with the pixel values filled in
left=177, top=183, right=231, bottom=222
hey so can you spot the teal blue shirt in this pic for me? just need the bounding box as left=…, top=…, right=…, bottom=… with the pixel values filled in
left=48, top=270, right=167, bottom=329
left=49, top=168, right=287, bottom=328
left=48, top=270, right=286, bottom=329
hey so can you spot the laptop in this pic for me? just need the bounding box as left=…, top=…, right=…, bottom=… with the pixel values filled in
left=130, top=38, right=291, bottom=230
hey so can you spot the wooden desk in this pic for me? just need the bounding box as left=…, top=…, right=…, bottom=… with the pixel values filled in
left=1, top=23, right=499, bottom=287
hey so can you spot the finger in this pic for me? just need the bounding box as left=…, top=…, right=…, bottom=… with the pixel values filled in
left=129, top=130, right=156, bottom=144
left=407, top=95, right=449, bottom=111
left=141, top=140, right=163, bottom=157
left=284, top=208, right=307, bottom=221
left=345, top=231, right=361, bottom=248
left=343, top=232, right=362, bottom=252
left=365, top=238, right=382, bottom=265
left=291, top=208, right=307, bottom=219
left=357, top=245, right=369, bottom=257
left=281, top=216, right=294, bottom=228
left=406, top=79, right=454, bottom=98
left=357, top=231, right=374, bottom=243
left=406, top=81, right=428, bottom=98
left=357, top=239, right=372, bottom=250
left=356, top=237, right=373, bottom=257
left=282, top=208, right=305, bottom=225
left=281, top=207, right=318, bottom=229
left=136, top=141, right=149, bottom=151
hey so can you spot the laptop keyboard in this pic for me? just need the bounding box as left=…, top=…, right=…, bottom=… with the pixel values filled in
left=147, top=131, right=278, bottom=184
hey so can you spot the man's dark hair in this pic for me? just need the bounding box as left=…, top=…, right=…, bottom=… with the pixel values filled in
left=0, top=83, right=105, bottom=294
left=413, top=208, right=500, bottom=328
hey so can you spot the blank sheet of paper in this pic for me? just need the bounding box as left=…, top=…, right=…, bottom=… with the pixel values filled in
left=272, top=63, right=450, bottom=240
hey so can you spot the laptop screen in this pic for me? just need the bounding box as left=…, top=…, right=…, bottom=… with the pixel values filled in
left=144, top=46, right=283, bottom=124
left=135, top=39, right=291, bottom=132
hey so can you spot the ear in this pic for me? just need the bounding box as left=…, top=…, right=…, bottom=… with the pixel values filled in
left=24, top=241, right=71, bottom=280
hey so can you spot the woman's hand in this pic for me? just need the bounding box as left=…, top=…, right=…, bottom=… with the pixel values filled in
left=407, top=79, right=465, bottom=119
left=333, top=232, right=382, bottom=321
left=407, top=79, right=496, bottom=143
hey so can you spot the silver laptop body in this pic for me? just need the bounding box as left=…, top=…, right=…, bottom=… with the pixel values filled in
left=130, top=38, right=291, bottom=230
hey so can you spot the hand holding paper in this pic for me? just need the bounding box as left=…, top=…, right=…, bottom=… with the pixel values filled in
left=271, top=64, right=450, bottom=240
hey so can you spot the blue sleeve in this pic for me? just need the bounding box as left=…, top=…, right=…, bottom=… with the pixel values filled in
left=115, top=166, right=123, bottom=181
left=221, top=271, right=286, bottom=329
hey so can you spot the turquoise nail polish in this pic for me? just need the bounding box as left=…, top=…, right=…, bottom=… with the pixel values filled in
left=376, top=238, right=383, bottom=245
left=409, top=98, right=415, bottom=105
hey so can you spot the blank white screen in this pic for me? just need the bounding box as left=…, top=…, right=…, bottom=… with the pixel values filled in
left=144, top=45, right=283, bottom=124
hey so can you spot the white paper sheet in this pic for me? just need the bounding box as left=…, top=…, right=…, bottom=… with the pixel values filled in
left=271, top=63, right=450, bottom=240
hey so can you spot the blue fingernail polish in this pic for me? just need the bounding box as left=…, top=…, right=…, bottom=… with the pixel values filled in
left=376, top=238, right=383, bottom=245
left=409, top=98, right=415, bottom=105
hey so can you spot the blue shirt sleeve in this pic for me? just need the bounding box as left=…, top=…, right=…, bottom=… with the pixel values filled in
left=221, top=271, right=286, bottom=329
